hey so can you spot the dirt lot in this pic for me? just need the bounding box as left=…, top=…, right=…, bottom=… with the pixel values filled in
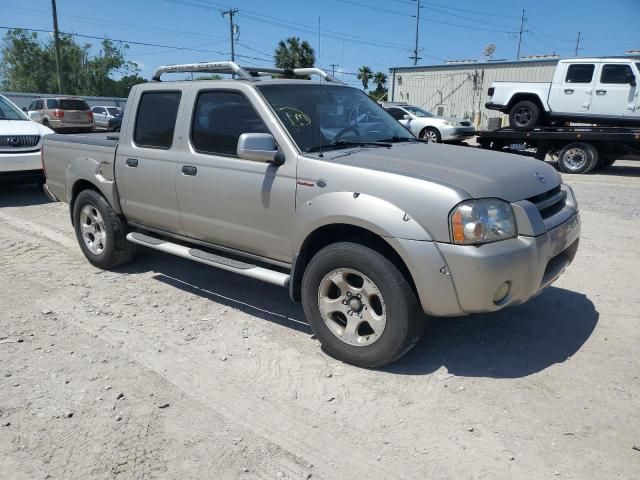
left=1, top=160, right=639, bottom=480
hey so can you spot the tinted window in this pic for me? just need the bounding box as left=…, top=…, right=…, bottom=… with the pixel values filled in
left=134, top=91, right=181, bottom=149
left=35, top=100, right=44, bottom=110
left=600, top=64, right=633, bottom=84
left=107, top=107, right=121, bottom=116
left=565, top=64, right=595, bottom=83
left=28, top=101, right=37, bottom=110
left=403, top=106, right=434, bottom=117
left=92, top=107, right=104, bottom=114
left=387, top=108, right=406, bottom=120
left=191, top=91, right=268, bottom=156
left=47, top=99, right=58, bottom=109
left=59, top=99, right=89, bottom=110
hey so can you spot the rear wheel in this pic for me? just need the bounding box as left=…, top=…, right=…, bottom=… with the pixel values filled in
left=301, top=242, right=424, bottom=368
left=420, top=127, right=441, bottom=143
left=509, top=100, right=540, bottom=131
left=557, top=142, right=598, bottom=174
left=72, top=189, right=136, bottom=269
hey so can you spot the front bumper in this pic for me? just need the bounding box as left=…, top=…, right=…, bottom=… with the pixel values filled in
left=1, top=150, right=42, bottom=173
left=437, top=212, right=580, bottom=314
left=440, top=125, right=476, bottom=142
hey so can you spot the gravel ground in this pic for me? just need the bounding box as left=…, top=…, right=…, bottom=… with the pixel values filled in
left=1, top=159, right=639, bottom=479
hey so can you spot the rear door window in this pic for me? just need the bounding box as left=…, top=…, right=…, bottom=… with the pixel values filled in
left=134, top=91, right=182, bottom=149
left=35, top=100, right=44, bottom=110
left=191, top=90, right=268, bottom=157
left=387, top=108, right=407, bottom=120
left=600, top=64, right=633, bottom=84
left=46, top=99, right=59, bottom=109
left=565, top=64, right=595, bottom=83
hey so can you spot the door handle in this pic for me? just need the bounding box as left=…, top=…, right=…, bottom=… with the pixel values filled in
left=564, top=89, right=574, bottom=94
left=181, top=165, right=197, bottom=176
left=596, top=89, right=607, bottom=95
left=125, top=158, right=138, bottom=167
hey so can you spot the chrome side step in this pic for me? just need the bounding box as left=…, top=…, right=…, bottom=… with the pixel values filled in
left=126, top=232, right=290, bottom=287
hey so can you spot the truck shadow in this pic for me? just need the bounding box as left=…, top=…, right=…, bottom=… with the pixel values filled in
left=387, top=287, right=598, bottom=378
left=121, top=249, right=597, bottom=379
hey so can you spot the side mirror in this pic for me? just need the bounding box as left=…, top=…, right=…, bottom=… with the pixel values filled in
left=403, top=114, right=411, bottom=120
left=237, top=133, right=284, bottom=165
left=28, top=111, right=42, bottom=123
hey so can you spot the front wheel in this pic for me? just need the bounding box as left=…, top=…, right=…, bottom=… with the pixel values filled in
left=420, top=127, right=441, bottom=143
left=72, top=189, right=136, bottom=269
left=301, top=242, right=424, bottom=368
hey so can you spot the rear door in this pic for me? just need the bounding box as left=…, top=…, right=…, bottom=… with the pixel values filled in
left=92, top=107, right=106, bottom=127
left=590, top=63, right=637, bottom=118
left=115, top=89, right=184, bottom=233
left=173, top=87, right=296, bottom=262
left=548, top=62, right=595, bottom=115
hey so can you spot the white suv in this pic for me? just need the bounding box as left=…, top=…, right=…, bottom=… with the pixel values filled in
left=0, top=94, right=54, bottom=186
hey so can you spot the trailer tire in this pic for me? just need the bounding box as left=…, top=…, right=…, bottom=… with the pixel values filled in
left=557, top=142, right=598, bottom=174
left=508, top=100, right=540, bottom=131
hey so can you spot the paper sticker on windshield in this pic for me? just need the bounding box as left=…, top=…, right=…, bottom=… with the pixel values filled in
left=278, top=107, right=311, bottom=127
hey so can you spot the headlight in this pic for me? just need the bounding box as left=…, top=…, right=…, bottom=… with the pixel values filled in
left=450, top=199, right=517, bottom=245
left=442, top=120, right=453, bottom=126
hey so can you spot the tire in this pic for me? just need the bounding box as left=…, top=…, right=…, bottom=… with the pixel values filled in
left=72, top=189, right=136, bottom=269
left=420, top=127, right=441, bottom=143
left=508, top=100, right=541, bottom=131
left=301, top=242, right=424, bottom=368
left=556, top=142, right=598, bottom=174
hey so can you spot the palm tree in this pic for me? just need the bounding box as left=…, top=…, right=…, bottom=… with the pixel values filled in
left=373, top=72, right=387, bottom=91
left=357, top=66, right=372, bottom=91
left=274, top=37, right=315, bottom=69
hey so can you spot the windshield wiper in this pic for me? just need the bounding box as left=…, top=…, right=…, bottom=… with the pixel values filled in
left=378, top=136, right=419, bottom=143
left=306, top=139, right=392, bottom=153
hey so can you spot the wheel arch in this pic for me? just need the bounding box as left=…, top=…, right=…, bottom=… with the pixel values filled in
left=507, top=93, right=546, bottom=113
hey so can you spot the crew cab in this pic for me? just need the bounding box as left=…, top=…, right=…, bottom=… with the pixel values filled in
left=41, top=62, right=580, bottom=368
left=486, top=57, right=640, bottom=130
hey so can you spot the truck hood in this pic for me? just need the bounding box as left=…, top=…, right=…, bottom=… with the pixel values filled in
left=0, top=119, right=54, bottom=136
left=329, top=143, right=560, bottom=202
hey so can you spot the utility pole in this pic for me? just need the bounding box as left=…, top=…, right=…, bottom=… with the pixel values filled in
left=409, top=0, right=422, bottom=65
left=516, top=9, right=525, bottom=60
left=329, top=64, right=339, bottom=77
left=51, top=0, right=63, bottom=93
left=575, top=31, right=581, bottom=56
left=221, top=8, right=238, bottom=63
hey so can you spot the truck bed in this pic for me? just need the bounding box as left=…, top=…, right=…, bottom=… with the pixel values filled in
left=43, top=134, right=121, bottom=210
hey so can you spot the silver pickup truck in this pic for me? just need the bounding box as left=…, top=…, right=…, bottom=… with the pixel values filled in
left=42, top=62, right=580, bottom=367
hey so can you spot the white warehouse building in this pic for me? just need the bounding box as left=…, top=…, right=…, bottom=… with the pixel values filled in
left=388, top=58, right=560, bottom=129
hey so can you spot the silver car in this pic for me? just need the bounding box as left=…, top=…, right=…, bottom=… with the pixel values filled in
left=91, top=106, right=123, bottom=131
left=383, top=103, right=475, bottom=143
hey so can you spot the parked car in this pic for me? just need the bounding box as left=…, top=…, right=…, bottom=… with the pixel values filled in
left=0, top=94, right=54, bottom=186
left=41, top=61, right=580, bottom=368
left=486, top=57, right=640, bottom=131
left=27, top=97, right=94, bottom=133
left=382, top=102, right=475, bottom=143
left=91, top=106, right=123, bottom=131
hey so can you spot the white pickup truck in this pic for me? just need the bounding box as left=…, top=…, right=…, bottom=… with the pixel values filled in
left=486, top=57, right=640, bottom=130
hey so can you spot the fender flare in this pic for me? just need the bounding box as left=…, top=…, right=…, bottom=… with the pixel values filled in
left=66, top=156, right=123, bottom=218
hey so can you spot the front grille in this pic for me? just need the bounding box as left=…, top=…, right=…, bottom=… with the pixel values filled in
left=0, top=135, right=41, bottom=150
left=459, top=121, right=472, bottom=127
left=527, top=185, right=566, bottom=219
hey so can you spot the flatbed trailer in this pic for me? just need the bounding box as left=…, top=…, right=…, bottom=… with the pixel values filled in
left=477, top=126, right=640, bottom=174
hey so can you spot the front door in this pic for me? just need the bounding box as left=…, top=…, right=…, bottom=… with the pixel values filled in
left=548, top=62, right=595, bottom=115
left=115, top=89, right=183, bottom=233
left=174, top=89, right=296, bottom=263
left=589, top=63, right=637, bottom=118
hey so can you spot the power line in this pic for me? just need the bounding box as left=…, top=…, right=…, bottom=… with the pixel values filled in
left=391, top=0, right=520, bottom=19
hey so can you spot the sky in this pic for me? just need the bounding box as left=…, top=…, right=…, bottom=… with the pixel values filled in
left=1, top=0, right=639, bottom=88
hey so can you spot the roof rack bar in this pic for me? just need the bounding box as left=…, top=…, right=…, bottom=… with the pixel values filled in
left=152, top=61, right=344, bottom=84
left=152, top=61, right=255, bottom=82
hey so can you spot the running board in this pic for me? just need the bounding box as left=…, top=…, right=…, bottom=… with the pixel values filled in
left=126, top=232, right=290, bottom=287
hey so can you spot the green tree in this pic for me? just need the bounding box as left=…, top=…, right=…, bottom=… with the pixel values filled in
left=274, top=37, right=315, bottom=69
left=357, top=66, right=372, bottom=91
left=0, top=29, right=145, bottom=97
left=372, top=72, right=387, bottom=91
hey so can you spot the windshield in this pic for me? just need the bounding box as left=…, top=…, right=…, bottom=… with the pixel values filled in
left=403, top=106, right=434, bottom=118
left=0, top=95, right=28, bottom=120
left=257, top=84, right=414, bottom=152
left=107, top=107, right=122, bottom=116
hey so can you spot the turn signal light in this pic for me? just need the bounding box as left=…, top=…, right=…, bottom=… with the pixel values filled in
left=451, top=210, right=465, bottom=243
